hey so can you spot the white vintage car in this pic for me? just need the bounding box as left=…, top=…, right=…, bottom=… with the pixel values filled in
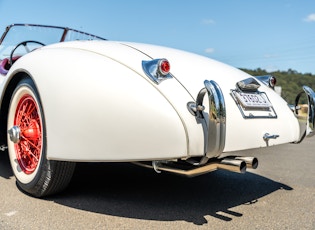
left=0, top=24, right=314, bottom=197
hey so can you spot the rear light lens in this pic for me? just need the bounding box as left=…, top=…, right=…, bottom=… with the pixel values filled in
left=158, top=59, right=170, bottom=75
left=269, top=76, right=277, bottom=88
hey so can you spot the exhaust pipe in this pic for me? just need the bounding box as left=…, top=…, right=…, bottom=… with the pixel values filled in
left=217, top=158, right=246, bottom=174
left=134, top=156, right=255, bottom=177
left=234, top=156, right=258, bottom=169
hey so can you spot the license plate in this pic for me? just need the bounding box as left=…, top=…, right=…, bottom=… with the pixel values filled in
left=233, top=91, right=271, bottom=109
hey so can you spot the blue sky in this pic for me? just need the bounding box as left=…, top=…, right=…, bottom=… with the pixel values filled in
left=0, top=0, right=314, bottom=74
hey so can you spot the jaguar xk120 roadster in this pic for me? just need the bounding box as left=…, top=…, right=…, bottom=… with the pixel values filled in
left=0, top=24, right=314, bottom=197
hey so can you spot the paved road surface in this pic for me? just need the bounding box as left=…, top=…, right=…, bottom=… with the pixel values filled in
left=0, top=138, right=314, bottom=229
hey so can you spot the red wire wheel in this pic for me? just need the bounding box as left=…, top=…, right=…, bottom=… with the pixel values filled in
left=14, top=95, right=42, bottom=174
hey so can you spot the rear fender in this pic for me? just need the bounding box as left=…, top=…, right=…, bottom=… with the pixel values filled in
left=9, top=48, right=190, bottom=161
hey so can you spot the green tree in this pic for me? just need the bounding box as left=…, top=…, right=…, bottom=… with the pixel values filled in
left=241, top=68, right=315, bottom=104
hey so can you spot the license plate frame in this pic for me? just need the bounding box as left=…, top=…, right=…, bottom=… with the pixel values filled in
left=231, top=90, right=277, bottom=119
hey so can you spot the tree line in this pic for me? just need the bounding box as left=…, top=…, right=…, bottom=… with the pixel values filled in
left=241, top=68, right=315, bottom=104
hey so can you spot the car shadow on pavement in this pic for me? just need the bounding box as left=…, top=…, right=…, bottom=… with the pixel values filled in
left=48, top=162, right=292, bottom=225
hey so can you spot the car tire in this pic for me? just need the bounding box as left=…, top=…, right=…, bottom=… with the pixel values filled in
left=7, top=78, right=76, bottom=197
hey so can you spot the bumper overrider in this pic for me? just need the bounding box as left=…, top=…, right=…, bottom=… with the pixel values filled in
left=295, top=86, right=315, bottom=142
left=136, top=81, right=315, bottom=177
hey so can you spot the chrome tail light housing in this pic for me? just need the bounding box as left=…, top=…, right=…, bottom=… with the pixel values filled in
left=142, top=58, right=172, bottom=84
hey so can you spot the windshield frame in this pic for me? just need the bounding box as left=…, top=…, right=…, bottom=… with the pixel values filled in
left=0, top=23, right=106, bottom=44
left=0, top=23, right=106, bottom=62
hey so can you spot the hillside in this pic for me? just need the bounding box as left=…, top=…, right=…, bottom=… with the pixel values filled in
left=241, top=68, right=315, bottom=104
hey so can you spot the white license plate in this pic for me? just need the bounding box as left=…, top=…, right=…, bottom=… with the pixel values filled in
left=234, top=91, right=272, bottom=108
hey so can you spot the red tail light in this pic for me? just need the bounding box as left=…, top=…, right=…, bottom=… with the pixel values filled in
left=159, top=59, right=170, bottom=75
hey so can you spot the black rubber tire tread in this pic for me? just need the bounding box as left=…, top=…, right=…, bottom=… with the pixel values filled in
left=19, top=160, right=76, bottom=197
left=44, top=161, right=76, bottom=197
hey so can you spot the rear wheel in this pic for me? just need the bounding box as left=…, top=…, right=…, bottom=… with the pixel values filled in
left=7, top=78, right=75, bottom=197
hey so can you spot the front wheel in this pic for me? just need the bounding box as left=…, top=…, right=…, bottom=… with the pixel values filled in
left=7, top=78, right=75, bottom=197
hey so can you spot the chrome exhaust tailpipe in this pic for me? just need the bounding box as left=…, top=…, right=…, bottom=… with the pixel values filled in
left=217, top=158, right=247, bottom=174
left=134, top=156, right=255, bottom=177
left=234, top=156, right=258, bottom=169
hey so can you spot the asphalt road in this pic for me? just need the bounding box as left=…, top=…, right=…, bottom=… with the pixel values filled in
left=0, top=138, right=314, bottom=229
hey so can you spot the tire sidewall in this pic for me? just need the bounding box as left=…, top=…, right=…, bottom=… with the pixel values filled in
left=7, top=78, right=47, bottom=190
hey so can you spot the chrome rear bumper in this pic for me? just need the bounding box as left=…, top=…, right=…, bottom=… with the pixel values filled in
left=295, top=86, right=315, bottom=142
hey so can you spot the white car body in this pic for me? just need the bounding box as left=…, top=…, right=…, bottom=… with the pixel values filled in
left=8, top=40, right=301, bottom=160
left=0, top=24, right=314, bottom=197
